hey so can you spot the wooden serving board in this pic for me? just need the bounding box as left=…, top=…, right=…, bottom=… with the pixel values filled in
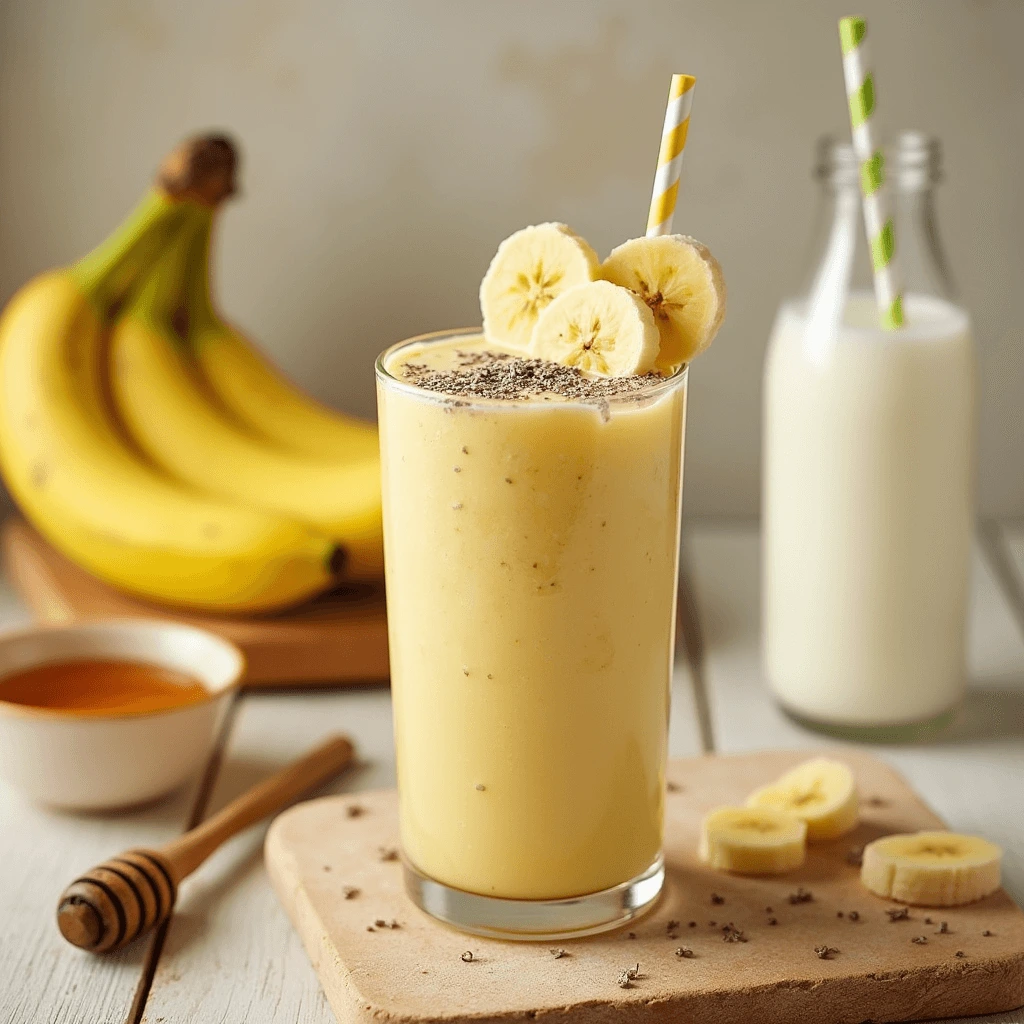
left=1, top=518, right=389, bottom=687
left=266, top=749, right=1024, bottom=1024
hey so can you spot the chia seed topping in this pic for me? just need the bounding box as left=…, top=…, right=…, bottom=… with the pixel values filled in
left=400, top=348, right=666, bottom=401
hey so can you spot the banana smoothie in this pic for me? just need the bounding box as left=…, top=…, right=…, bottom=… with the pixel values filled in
left=380, top=334, right=686, bottom=901
left=377, top=223, right=724, bottom=936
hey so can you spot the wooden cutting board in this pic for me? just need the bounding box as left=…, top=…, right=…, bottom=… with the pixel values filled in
left=266, top=749, right=1024, bottom=1024
left=1, top=518, right=389, bottom=687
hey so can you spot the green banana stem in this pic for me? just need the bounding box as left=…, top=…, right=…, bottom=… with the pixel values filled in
left=127, top=206, right=211, bottom=334
left=71, top=190, right=192, bottom=321
left=183, top=210, right=221, bottom=335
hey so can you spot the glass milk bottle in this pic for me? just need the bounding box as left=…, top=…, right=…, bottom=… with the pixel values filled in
left=763, top=133, right=976, bottom=740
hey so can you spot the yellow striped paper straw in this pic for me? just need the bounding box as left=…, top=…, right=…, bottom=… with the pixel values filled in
left=646, top=74, right=696, bottom=236
left=839, top=17, right=904, bottom=328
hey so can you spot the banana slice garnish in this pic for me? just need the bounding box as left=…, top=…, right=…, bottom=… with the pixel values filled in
left=480, top=223, right=599, bottom=351
left=699, top=806, right=807, bottom=875
left=602, top=234, right=725, bottom=370
left=747, top=758, right=859, bottom=841
left=529, top=280, right=660, bottom=377
left=861, top=831, right=1003, bottom=906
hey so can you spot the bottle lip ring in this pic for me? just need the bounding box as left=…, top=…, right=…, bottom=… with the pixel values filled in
left=815, top=131, right=941, bottom=186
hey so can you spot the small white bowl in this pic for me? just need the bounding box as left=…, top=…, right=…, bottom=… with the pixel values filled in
left=0, top=620, right=244, bottom=810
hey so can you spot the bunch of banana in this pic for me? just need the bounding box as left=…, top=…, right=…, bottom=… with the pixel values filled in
left=479, top=222, right=727, bottom=373
left=0, top=135, right=382, bottom=612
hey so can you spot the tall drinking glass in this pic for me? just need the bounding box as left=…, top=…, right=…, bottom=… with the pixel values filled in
left=375, top=329, right=687, bottom=939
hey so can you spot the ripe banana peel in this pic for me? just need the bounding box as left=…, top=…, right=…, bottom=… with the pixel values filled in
left=109, top=206, right=384, bottom=580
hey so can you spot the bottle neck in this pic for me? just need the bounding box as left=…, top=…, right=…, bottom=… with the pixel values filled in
left=798, top=133, right=957, bottom=308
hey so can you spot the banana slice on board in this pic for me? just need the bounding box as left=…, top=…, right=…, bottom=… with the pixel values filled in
left=480, top=223, right=599, bottom=350
left=861, top=831, right=1002, bottom=906
left=699, top=806, right=807, bottom=875
left=529, top=280, right=660, bottom=377
left=601, top=234, right=725, bottom=370
left=746, top=758, right=859, bottom=841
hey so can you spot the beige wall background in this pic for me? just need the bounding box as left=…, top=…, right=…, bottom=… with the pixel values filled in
left=1, top=0, right=1021, bottom=519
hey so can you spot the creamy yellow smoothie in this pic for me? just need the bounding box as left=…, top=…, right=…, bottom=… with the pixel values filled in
left=377, top=331, right=686, bottom=901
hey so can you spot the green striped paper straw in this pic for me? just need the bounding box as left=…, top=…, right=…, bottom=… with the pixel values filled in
left=839, top=16, right=904, bottom=329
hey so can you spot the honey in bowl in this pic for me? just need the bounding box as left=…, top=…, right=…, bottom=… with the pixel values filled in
left=0, top=659, right=210, bottom=716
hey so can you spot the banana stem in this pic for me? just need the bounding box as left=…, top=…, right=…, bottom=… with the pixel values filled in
left=183, top=209, right=221, bottom=335
left=128, top=207, right=211, bottom=333
left=72, top=190, right=192, bottom=321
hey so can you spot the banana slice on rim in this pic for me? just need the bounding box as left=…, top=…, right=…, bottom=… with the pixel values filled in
left=480, top=223, right=599, bottom=351
left=601, top=234, right=725, bottom=370
left=529, top=280, right=660, bottom=377
left=699, top=806, right=807, bottom=875
left=861, top=832, right=1003, bottom=906
left=746, top=758, right=859, bottom=841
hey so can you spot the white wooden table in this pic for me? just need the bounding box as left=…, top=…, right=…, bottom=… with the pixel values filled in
left=2, top=522, right=1023, bottom=1024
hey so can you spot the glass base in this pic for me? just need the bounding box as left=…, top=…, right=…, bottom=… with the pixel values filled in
left=403, top=854, right=664, bottom=941
left=777, top=700, right=959, bottom=744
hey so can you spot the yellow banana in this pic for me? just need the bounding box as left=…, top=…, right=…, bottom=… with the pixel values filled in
left=192, top=321, right=379, bottom=461
left=183, top=146, right=377, bottom=462
left=0, top=176, right=342, bottom=613
left=109, top=210, right=383, bottom=579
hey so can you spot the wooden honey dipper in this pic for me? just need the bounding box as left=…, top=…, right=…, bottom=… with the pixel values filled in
left=57, top=734, right=354, bottom=953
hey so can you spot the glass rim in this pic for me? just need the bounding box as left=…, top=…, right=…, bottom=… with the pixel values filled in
left=375, top=327, right=688, bottom=409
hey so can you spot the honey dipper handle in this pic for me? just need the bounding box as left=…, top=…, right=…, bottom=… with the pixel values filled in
left=56, top=734, right=354, bottom=954
left=160, top=733, right=355, bottom=880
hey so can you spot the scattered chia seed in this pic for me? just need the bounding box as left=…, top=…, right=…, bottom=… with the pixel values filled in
left=366, top=925, right=375, bottom=932
left=627, top=932, right=636, bottom=940
left=887, top=907, right=911, bottom=922
left=925, top=917, right=933, bottom=925
left=846, top=846, right=864, bottom=867
left=342, top=886, right=359, bottom=899
left=768, top=917, right=778, bottom=926
left=765, top=907, right=773, bottom=914
left=722, top=924, right=747, bottom=943
left=666, top=781, right=682, bottom=792
left=461, top=951, right=475, bottom=962
left=837, top=911, right=844, bottom=918
left=848, top=911, right=860, bottom=922
left=667, top=920, right=681, bottom=933
left=675, top=947, right=695, bottom=958
left=401, top=348, right=667, bottom=402
left=937, top=921, right=951, bottom=934
left=378, top=846, right=399, bottom=862
left=616, top=963, right=641, bottom=988
left=461, top=446, right=469, bottom=454
left=709, top=921, right=717, bottom=927
left=814, top=945, right=839, bottom=959
left=688, top=921, right=697, bottom=928
left=955, top=950, right=967, bottom=958
left=711, top=893, right=725, bottom=905
left=789, top=887, right=814, bottom=905
left=983, top=930, right=994, bottom=936
left=912, top=936, right=928, bottom=945
left=550, top=948, right=567, bottom=958
left=345, top=804, right=364, bottom=818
